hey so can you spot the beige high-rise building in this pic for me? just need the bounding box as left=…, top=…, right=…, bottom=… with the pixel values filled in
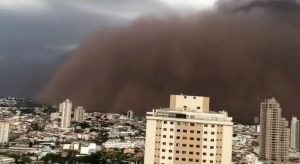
left=74, top=106, right=85, bottom=122
left=290, top=116, right=300, bottom=151
left=0, top=122, right=9, bottom=144
left=259, top=98, right=289, bottom=163
left=144, top=94, right=233, bottom=164
left=60, top=99, right=72, bottom=128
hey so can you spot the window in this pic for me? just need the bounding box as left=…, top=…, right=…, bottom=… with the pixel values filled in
left=182, top=144, right=187, bottom=147
left=183, top=137, right=187, bottom=140
left=163, top=135, right=166, bottom=138
left=176, top=136, right=180, bottom=139
left=204, top=124, right=208, bottom=127
left=204, top=138, right=207, bottom=141
left=162, top=142, right=166, bottom=145
left=177, top=129, right=180, bottom=132
left=182, top=151, right=186, bottom=154
left=177, top=122, right=181, bottom=125
left=204, top=131, right=208, bottom=134
left=163, top=128, right=167, bottom=131
left=210, top=146, right=214, bottom=149
left=211, top=132, right=215, bottom=135
left=168, top=157, right=172, bottom=160
left=189, top=159, right=193, bottom=162
left=197, top=138, right=200, bottom=141
left=170, top=121, right=174, bottom=125
left=197, top=131, right=201, bottom=134
left=197, top=107, right=200, bottom=109
left=190, top=130, right=194, bottom=133
left=189, top=144, right=194, bottom=147
left=184, top=105, right=187, bottom=108
left=164, top=121, right=167, bottom=124
left=211, top=139, right=214, bottom=142
left=190, top=123, right=195, bottom=126
left=176, top=150, right=179, bottom=153
left=210, top=153, right=214, bottom=156
left=203, top=145, right=207, bottom=148
left=162, top=149, right=166, bottom=152
left=183, top=130, right=187, bottom=133
left=170, top=135, right=173, bottom=139
left=190, top=137, right=194, bottom=140
left=170, top=128, right=174, bottom=132
left=189, top=151, right=193, bottom=155
left=203, top=152, right=207, bottom=156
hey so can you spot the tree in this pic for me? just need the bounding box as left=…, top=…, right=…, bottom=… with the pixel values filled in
left=8, top=154, right=20, bottom=164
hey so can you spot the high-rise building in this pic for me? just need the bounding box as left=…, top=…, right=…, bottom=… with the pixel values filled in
left=291, top=116, right=300, bottom=151
left=144, top=94, right=233, bottom=164
left=254, top=116, right=260, bottom=125
left=60, top=99, right=72, bottom=128
left=51, top=112, right=60, bottom=121
left=127, top=110, right=134, bottom=120
left=74, top=106, right=85, bottom=122
left=0, top=122, right=9, bottom=144
left=259, top=98, right=289, bottom=162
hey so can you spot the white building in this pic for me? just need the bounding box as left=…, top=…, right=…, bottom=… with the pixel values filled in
left=60, top=99, right=72, bottom=128
left=127, top=110, right=134, bottom=120
left=74, top=106, right=85, bottom=122
left=80, top=143, right=96, bottom=155
left=291, top=116, right=300, bottom=151
left=103, top=140, right=136, bottom=149
left=259, top=98, right=289, bottom=162
left=50, top=112, right=60, bottom=121
left=0, top=122, right=9, bottom=144
left=144, top=94, right=233, bottom=164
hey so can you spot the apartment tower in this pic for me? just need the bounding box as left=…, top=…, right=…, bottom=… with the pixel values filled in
left=127, top=110, right=134, bottom=120
left=60, top=99, right=72, bottom=128
left=259, top=98, right=289, bottom=162
left=291, top=116, right=300, bottom=151
left=74, top=106, right=85, bottom=122
left=144, top=94, right=233, bottom=164
left=0, top=122, right=9, bottom=144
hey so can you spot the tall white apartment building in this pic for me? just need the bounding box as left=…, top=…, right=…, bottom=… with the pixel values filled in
left=74, top=106, right=85, bottom=122
left=60, top=99, right=72, bottom=128
left=0, top=122, right=9, bottom=143
left=259, top=98, right=289, bottom=162
left=291, top=116, right=300, bottom=151
left=127, top=110, right=134, bottom=120
left=144, top=94, right=233, bottom=164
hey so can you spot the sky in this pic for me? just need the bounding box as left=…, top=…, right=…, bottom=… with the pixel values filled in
left=0, top=0, right=218, bottom=98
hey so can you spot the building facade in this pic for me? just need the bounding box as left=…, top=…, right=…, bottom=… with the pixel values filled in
left=291, top=116, right=300, bottom=151
left=259, top=98, right=289, bottom=162
left=0, top=122, right=9, bottom=143
left=60, top=99, right=72, bottom=128
left=74, top=106, right=85, bottom=122
left=144, top=94, right=233, bottom=164
left=127, top=110, right=134, bottom=120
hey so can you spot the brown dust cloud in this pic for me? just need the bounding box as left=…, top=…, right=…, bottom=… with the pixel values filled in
left=38, top=0, right=300, bottom=123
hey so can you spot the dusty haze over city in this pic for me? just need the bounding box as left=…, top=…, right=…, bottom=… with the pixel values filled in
left=1, top=0, right=300, bottom=123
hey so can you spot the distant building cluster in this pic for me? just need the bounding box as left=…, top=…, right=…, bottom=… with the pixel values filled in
left=0, top=95, right=299, bottom=163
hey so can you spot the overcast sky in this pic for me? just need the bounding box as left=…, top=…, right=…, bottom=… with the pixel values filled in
left=0, top=0, right=217, bottom=98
